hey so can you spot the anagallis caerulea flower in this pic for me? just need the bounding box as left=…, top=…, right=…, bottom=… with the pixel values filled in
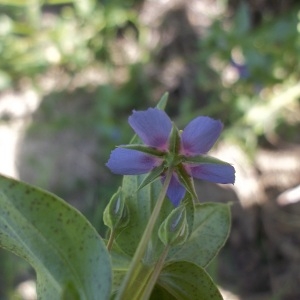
left=106, top=108, right=235, bottom=206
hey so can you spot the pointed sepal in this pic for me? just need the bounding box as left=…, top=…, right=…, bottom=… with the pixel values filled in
left=176, top=164, right=198, bottom=200
left=168, top=124, right=181, bottom=155
left=138, top=164, right=166, bottom=191
left=119, top=144, right=166, bottom=157
left=183, top=155, right=233, bottom=166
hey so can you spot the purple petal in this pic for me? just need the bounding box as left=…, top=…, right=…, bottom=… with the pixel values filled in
left=106, top=148, right=163, bottom=175
left=162, top=173, right=186, bottom=206
left=128, top=108, right=172, bottom=150
left=181, top=116, right=223, bottom=155
left=188, top=163, right=235, bottom=184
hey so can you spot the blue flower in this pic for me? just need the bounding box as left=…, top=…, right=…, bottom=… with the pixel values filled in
left=106, top=108, right=235, bottom=206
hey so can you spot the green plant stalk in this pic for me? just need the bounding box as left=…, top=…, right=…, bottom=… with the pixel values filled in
left=106, top=229, right=115, bottom=252
left=140, top=244, right=170, bottom=299
left=124, top=263, right=154, bottom=300
left=116, top=167, right=174, bottom=300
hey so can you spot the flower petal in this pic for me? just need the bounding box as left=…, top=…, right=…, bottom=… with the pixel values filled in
left=128, top=108, right=172, bottom=150
left=162, top=173, right=186, bottom=207
left=181, top=116, right=223, bottom=155
left=188, top=163, right=235, bottom=184
left=106, top=148, right=162, bottom=175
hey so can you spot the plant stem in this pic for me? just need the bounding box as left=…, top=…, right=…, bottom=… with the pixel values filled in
left=116, top=167, right=174, bottom=300
left=140, top=244, right=170, bottom=300
left=106, top=229, right=115, bottom=252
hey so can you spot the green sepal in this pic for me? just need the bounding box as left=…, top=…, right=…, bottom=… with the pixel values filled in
left=156, top=92, right=169, bottom=110
left=168, top=124, right=181, bottom=154
left=183, top=155, right=233, bottom=166
left=176, top=164, right=198, bottom=200
left=138, top=164, right=166, bottom=191
left=158, top=206, right=189, bottom=247
left=103, top=188, right=129, bottom=231
left=119, top=144, right=166, bottom=157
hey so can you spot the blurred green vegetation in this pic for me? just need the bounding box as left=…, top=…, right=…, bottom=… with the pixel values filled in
left=0, top=0, right=300, bottom=298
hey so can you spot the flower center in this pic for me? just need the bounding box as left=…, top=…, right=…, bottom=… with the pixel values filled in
left=165, top=153, right=182, bottom=168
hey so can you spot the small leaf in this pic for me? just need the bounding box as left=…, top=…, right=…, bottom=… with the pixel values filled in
left=166, top=203, right=231, bottom=267
left=0, top=175, right=111, bottom=300
left=156, top=92, right=169, bottom=110
left=156, top=261, right=223, bottom=300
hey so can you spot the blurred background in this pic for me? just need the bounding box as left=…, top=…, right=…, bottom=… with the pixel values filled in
left=0, top=0, right=300, bottom=299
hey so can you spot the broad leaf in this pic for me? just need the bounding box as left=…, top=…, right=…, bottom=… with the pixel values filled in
left=0, top=175, right=111, bottom=300
left=167, top=203, right=231, bottom=267
left=154, top=261, right=223, bottom=300
left=110, top=244, right=131, bottom=296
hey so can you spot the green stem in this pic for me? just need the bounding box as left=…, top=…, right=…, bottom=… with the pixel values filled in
left=116, top=167, right=174, bottom=300
left=140, top=244, right=170, bottom=300
left=106, top=229, right=115, bottom=252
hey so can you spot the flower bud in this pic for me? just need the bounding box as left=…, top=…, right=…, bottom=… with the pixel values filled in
left=103, top=188, right=129, bottom=231
left=158, top=206, right=189, bottom=246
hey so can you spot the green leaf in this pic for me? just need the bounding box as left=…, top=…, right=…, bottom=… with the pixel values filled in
left=155, top=261, right=223, bottom=300
left=110, top=244, right=132, bottom=296
left=156, top=92, right=169, bottom=110
left=0, top=175, right=111, bottom=300
left=62, top=281, right=81, bottom=300
left=166, top=203, right=231, bottom=267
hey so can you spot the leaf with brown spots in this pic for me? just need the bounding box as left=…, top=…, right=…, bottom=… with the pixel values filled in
left=0, top=174, right=111, bottom=300
left=154, top=261, right=223, bottom=300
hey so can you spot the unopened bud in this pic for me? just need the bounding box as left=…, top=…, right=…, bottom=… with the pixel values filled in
left=103, top=188, right=129, bottom=230
left=158, top=206, right=189, bottom=246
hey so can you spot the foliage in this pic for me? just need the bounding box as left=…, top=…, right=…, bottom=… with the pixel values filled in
left=0, top=173, right=230, bottom=299
left=0, top=0, right=143, bottom=88
left=196, top=2, right=300, bottom=150
left=0, top=97, right=232, bottom=299
left=0, top=175, right=111, bottom=299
